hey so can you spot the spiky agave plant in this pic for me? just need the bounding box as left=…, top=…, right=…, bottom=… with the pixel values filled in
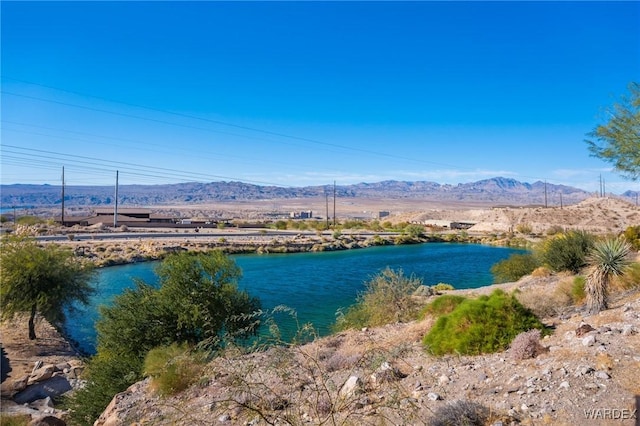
left=586, top=237, right=632, bottom=315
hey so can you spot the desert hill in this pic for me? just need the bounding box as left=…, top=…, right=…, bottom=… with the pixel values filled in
left=392, top=196, right=640, bottom=235
left=3, top=177, right=635, bottom=209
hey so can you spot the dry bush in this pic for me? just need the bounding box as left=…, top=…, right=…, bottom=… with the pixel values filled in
left=612, top=262, right=640, bottom=290
left=198, top=307, right=428, bottom=426
left=555, top=276, right=586, bottom=304
left=515, top=286, right=572, bottom=318
left=428, top=399, right=490, bottom=426
left=510, top=329, right=546, bottom=361
left=530, top=266, right=552, bottom=277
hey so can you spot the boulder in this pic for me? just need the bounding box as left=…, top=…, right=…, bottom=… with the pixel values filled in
left=28, top=365, right=56, bottom=385
left=13, top=375, right=72, bottom=404
left=339, top=376, right=363, bottom=398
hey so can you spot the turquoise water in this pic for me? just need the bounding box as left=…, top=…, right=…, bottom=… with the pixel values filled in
left=65, top=243, right=524, bottom=354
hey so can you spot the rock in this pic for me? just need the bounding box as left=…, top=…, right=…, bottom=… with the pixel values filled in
left=413, top=285, right=433, bottom=297
left=559, top=381, right=570, bottom=389
left=582, top=335, right=596, bottom=347
left=576, top=323, right=595, bottom=336
left=370, top=362, right=405, bottom=386
left=575, top=366, right=595, bottom=377
left=621, top=324, right=637, bottom=336
left=28, top=416, right=66, bottom=426
left=11, top=375, right=30, bottom=393
left=28, top=365, right=56, bottom=385
left=427, top=392, right=441, bottom=401
left=13, top=376, right=72, bottom=404
left=55, top=362, right=70, bottom=372
left=31, top=360, right=43, bottom=374
left=595, top=371, right=610, bottom=380
left=29, top=396, right=55, bottom=410
left=339, top=376, right=362, bottom=398
left=438, top=375, right=450, bottom=385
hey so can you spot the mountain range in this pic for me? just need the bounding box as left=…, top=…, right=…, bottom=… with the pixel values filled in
left=1, top=177, right=637, bottom=208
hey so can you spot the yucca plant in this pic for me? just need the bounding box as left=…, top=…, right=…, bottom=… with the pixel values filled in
left=586, top=237, right=632, bottom=315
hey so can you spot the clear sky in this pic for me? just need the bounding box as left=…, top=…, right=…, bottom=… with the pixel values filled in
left=1, top=1, right=639, bottom=193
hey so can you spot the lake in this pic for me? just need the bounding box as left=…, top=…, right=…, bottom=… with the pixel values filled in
left=65, top=243, right=524, bottom=354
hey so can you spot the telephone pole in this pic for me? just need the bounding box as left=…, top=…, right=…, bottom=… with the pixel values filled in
left=599, top=174, right=603, bottom=197
left=114, top=170, right=119, bottom=227
left=61, top=166, right=65, bottom=226
left=333, top=181, right=336, bottom=226
left=544, top=180, right=548, bottom=208
left=325, top=190, right=329, bottom=229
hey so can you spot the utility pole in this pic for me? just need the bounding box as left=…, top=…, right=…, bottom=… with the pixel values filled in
left=114, top=170, right=119, bottom=228
left=544, top=180, right=548, bottom=208
left=560, top=192, right=563, bottom=209
left=333, top=181, right=336, bottom=227
left=602, top=178, right=605, bottom=197
left=61, top=166, right=65, bottom=226
left=325, top=190, right=329, bottom=229
left=599, top=174, right=603, bottom=197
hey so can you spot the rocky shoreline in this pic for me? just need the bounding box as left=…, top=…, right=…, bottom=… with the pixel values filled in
left=44, top=228, right=519, bottom=267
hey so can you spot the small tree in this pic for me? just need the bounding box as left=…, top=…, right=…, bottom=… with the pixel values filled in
left=491, top=253, right=541, bottom=283
left=0, top=236, right=95, bottom=340
left=586, top=82, right=640, bottom=181
left=586, top=237, right=632, bottom=315
left=68, top=250, right=261, bottom=425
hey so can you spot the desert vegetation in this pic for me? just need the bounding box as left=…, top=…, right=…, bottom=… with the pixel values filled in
left=65, top=251, right=261, bottom=425
left=422, top=290, right=547, bottom=356
left=3, top=200, right=640, bottom=425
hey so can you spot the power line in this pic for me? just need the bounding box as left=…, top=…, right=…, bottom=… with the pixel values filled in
left=1, top=77, right=576, bottom=186
left=1, top=79, right=485, bottom=169
left=2, top=145, right=286, bottom=186
left=0, top=121, right=353, bottom=177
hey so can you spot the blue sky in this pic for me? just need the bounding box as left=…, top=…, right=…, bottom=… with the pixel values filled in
left=1, top=1, right=639, bottom=193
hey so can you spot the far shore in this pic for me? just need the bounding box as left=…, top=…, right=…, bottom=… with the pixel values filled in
left=30, top=227, right=522, bottom=267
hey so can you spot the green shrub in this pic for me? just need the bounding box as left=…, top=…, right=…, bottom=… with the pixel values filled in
left=15, top=216, right=44, bottom=226
left=623, top=225, right=640, bottom=250
left=491, top=253, right=540, bottom=283
left=65, top=350, right=143, bottom=425
left=404, top=224, right=425, bottom=238
left=546, top=225, right=565, bottom=236
left=423, top=290, right=547, bottom=356
left=432, top=282, right=455, bottom=292
left=333, top=268, right=422, bottom=331
left=571, top=276, right=587, bottom=303
left=421, top=294, right=467, bottom=318
left=538, top=230, right=595, bottom=273
left=144, top=343, right=206, bottom=396
left=516, top=223, right=533, bottom=235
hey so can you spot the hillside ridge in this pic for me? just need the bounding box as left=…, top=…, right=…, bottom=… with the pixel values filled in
left=4, top=177, right=636, bottom=208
